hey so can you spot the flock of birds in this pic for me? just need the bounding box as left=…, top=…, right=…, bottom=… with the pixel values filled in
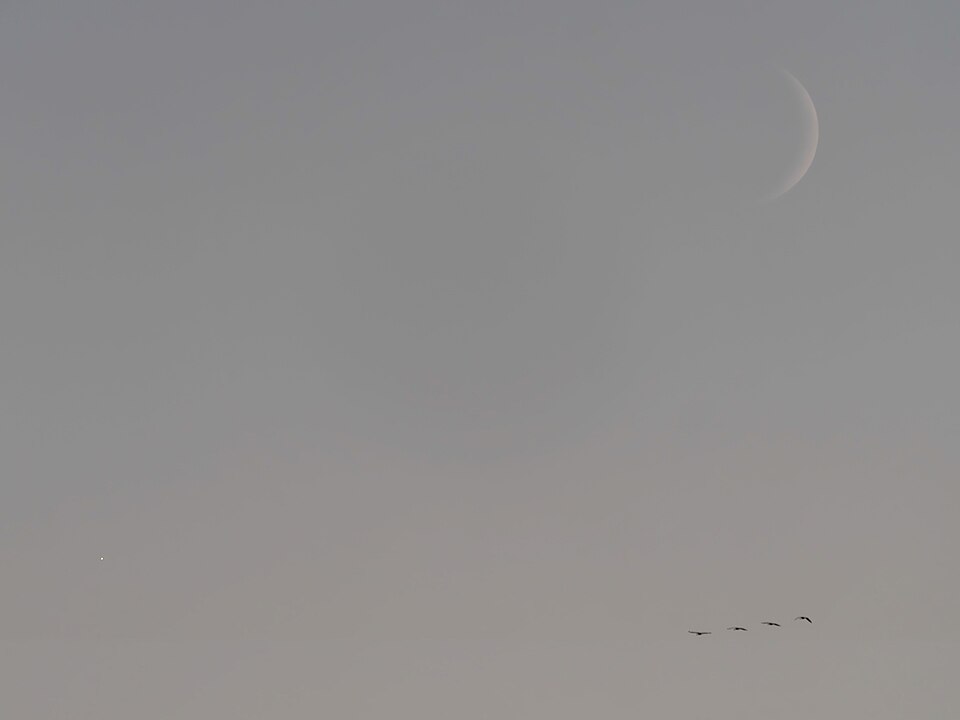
left=688, top=616, right=812, bottom=635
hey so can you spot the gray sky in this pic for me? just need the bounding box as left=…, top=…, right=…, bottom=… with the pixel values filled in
left=2, top=0, right=958, bottom=716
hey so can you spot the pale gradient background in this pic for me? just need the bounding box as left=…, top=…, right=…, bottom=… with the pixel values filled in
left=1, top=1, right=958, bottom=717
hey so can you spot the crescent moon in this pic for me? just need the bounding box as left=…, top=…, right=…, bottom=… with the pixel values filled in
left=766, top=69, right=818, bottom=200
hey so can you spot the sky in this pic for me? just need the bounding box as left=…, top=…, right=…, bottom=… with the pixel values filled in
left=1, top=0, right=958, bottom=716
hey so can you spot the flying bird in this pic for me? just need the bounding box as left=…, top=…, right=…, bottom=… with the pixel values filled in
left=727, top=626, right=748, bottom=631
left=688, top=631, right=712, bottom=636
left=795, top=616, right=812, bottom=623
left=761, top=622, right=781, bottom=627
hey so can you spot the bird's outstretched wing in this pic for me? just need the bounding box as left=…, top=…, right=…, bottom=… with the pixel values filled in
left=795, top=616, right=812, bottom=623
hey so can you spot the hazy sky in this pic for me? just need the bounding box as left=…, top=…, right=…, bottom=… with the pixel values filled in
left=2, top=0, right=958, bottom=716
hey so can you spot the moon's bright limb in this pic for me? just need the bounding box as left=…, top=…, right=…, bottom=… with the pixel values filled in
left=766, top=69, right=818, bottom=200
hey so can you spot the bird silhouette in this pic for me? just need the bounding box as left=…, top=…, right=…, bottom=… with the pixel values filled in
left=761, top=621, right=781, bottom=627
left=727, top=626, right=748, bottom=631
left=688, top=631, right=712, bottom=636
left=795, top=616, right=812, bottom=623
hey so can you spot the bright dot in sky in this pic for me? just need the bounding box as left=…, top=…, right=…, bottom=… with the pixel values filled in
left=100, top=557, right=104, bottom=561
